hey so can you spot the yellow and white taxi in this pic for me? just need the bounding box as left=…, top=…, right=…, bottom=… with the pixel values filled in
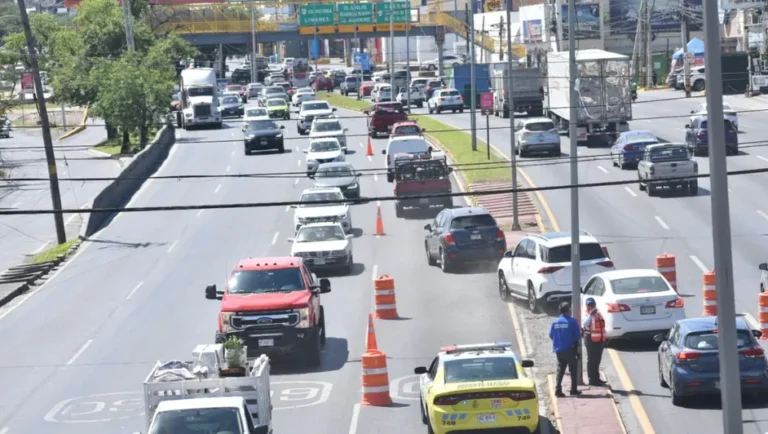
left=414, top=342, right=539, bottom=434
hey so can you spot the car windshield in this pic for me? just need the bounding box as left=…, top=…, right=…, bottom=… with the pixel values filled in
left=267, top=99, right=285, bottom=107
left=297, top=89, right=313, bottom=94
left=296, top=225, right=346, bottom=242
left=247, top=120, right=278, bottom=130
left=375, top=104, right=403, bottom=114
left=304, top=102, right=330, bottom=111
left=395, top=125, right=421, bottom=135
left=149, top=407, right=243, bottom=434
left=525, top=121, right=555, bottom=132
left=317, top=166, right=355, bottom=178
left=541, top=242, right=605, bottom=263
left=222, top=97, right=240, bottom=105
left=227, top=268, right=305, bottom=294
left=226, top=86, right=242, bottom=91
left=443, top=357, right=519, bottom=384
left=345, top=77, right=358, bottom=83
left=427, top=81, right=441, bottom=87
left=684, top=330, right=753, bottom=350
left=648, top=146, right=688, bottom=162
left=300, top=191, right=344, bottom=207
left=610, top=276, right=668, bottom=294
left=246, top=108, right=267, bottom=117
left=310, top=141, right=340, bottom=152
left=627, top=133, right=657, bottom=143
left=450, top=214, right=496, bottom=229
left=187, top=87, right=213, bottom=97
left=265, top=88, right=283, bottom=94
left=313, top=121, right=342, bottom=132
left=441, top=90, right=460, bottom=96
left=413, top=79, right=428, bottom=86
left=379, top=88, right=391, bottom=95
left=699, top=119, right=736, bottom=131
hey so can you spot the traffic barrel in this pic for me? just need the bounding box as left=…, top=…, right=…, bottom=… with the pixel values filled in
left=656, top=254, right=677, bottom=292
left=375, top=203, right=385, bottom=236
left=374, top=275, right=399, bottom=320
left=702, top=270, right=717, bottom=317
left=759, top=292, right=768, bottom=340
left=361, top=314, right=393, bottom=406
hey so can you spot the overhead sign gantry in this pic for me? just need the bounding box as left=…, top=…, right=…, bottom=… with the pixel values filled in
left=298, top=2, right=413, bottom=35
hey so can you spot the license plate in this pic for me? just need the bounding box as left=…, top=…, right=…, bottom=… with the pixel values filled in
left=258, top=338, right=274, bottom=347
left=477, top=414, right=496, bottom=424
left=714, top=381, right=720, bottom=389
left=314, top=258, right=326, bottom=265
left=490, top=399, right=503, bottom=409
left=419, top=198, right=429, bottom=204
left=260, top=140, right=268, bottom=144
left=471, top=233, right=482, bottom=240
left=640, top=306, right=656, bottom=315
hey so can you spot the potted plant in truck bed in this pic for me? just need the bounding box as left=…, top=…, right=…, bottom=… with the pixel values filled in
left=221, top=336, right=247, bottom=376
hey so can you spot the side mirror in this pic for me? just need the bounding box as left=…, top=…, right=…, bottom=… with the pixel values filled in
left=428, top=146, right=433, bottom=152
left=363, top=110, right=369, bottom=115
left=414, top=366, right=428, bottom=374
left=503, top=250, right=513, bottom=258
left=280, top=125, right=285, bottom=129
left=355, top=173, right=362, bottom=177
left=690, top=110, right=695, bottom=114
left=303, top=150, right=308, bottom=153
left=205, top=284, right=219, bottom=300
left=759, top=263, right=768, bottom=271
left=252, top=426, right=270, bottom=434
left=422, top=128, right=427, bottom=132
left=753, top=329, right=764, bottom=338
left=319, top=278, right=331, bottom=293
left=521, top=360, right=534, bottom=368
left=346, top=234, right=354, bottom=239
left=344, top=128, right=348, bottom=132
left=684, top=124, right=690, bottom=129
left=580, top=286, right=586, bottom=293
left=381, top=149, right=386, bottom=155
left=653, top=333, right=667, bottom=343
left=287, top=238, right=295, bottom=243
left=447, top=167, right=454, bottom=173
left=424, top=223, right=431, bottom=231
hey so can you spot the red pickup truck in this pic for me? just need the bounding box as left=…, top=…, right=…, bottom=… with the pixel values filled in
left=364, top=102, right=409, bottom=138
left=205, top=256, right=331, bottom=367
left=393, top=153, right=453, bottom=217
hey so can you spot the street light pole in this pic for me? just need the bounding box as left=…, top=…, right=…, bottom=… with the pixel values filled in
left=406, top=7, right=411, bottom=108
left=505, top=2, right=520, bottom=231
left=389, top=0, right=395, bottom=91
left=251, top=6, right=257, bottom=81
left=469, top=0, right=477, bottom=151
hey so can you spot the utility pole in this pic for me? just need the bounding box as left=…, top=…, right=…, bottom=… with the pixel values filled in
left=567, top=0, right=583, bottom=385
left=389, top=0, right=395, bottom=91
left=16, top=0, right=65, bottom=244
left=645, top=0, right=654, bottom=87
left=554, top=0, right=564, bottom=51
left=406, top=7, right=411, bottom=108
left=470, top=0, right=477, bottom=151
left=630, top=0, right=645, bottom=83
left=681, top=0, right=691, bottom=97
left=702, top=0, right=742, bottom=432
left=506, top=1, right=520, bottom=231
left=121, top=0, right=135, bottom=50
left=251, top=6, right=257, bottom=81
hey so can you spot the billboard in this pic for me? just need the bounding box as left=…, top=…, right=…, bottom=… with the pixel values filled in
left=522, top=19, right=543, bottom=42
left=561, top=3, right=600, bottom=40
left=609, top=0, right=702, bottom=34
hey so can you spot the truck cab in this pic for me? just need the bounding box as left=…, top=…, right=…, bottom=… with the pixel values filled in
left=205, top=257, right=330, bottom=367
left=393, top=152, right=453, bottom=217
left=179, top=68, right=223, bottom=130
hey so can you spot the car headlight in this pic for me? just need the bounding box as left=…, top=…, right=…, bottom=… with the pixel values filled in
left=276, top=134, right=283, bottom=138
left=221, top=312, right=234, bottom=332
left=348, top=183, right=359, bottom=189
left=297, top=307, right=311, bottom=328
left=339, top=214, right=347, bottom=220
left=246, top=134, right=256, bottom=139
left=333, top=155, right=344, bottom=162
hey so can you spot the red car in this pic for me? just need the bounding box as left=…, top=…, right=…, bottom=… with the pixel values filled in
left=360, top=81, right=375, bottom=97
left=225, top=84, right=247, bottom=102
left=313, top=75, right=334, bottom=91
left=391, top=121, right=423, bottom=137
left=364, top=102, right=408, bottom=138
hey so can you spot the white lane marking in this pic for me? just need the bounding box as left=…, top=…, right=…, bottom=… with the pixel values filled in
left=690, top=255, right=709, bottom=273
left=271, top=232, right=280, bottom=245
left=231, top=150, right=235, bottom=157
left=348, top=403, right=361, bottom=434
left=297, top=159, right=301, bottom=167
left=0, top=427, right=8, bottom=434
left=373, top=174, right=378, bottom=182
left=654, top=216, right=670, bottom=230
left=624, top=186, right=637, bottom=197
left=10, top=202, right=20, bottom=208
left=757, top=155, right=768, bottom=164
left=197, top=209, right=204, bottom=217
left=126, top=281, right=144, bottom=300
left=31, top=241, right=51, bottom=254
left=371, top=264, right=378, bottom=280
left=214, top=184, right=222, bottom=194
left=167, top=240, right=179, bottom=253
left=359, top=142, right=364, bottom=148
left=758, top=210, right=768, bottom=221
left=367, top=155, right=372, bottom=162
left=597, top=165, right=608, bottom=174
left=66, top=339, right=93, bottom=366
left=294, top=178, right=299, bottom=185
left=225, top=165, right=231, bottom=173
left=285, top=205, right=291, bottom=213
left=675, top=127, right=686, bottom=133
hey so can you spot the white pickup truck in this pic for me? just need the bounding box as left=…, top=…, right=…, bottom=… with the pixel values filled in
left=637, top=143, right=698, bottom=197
left=135, top=345, right=272, bottom=434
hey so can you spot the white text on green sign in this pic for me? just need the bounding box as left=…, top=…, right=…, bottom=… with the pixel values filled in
left=298, top=5, right=335, bottom=27
left=338, top=3, right=374, bottom=25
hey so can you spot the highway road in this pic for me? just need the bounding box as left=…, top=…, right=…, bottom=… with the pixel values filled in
left=407, top=88, right=768, bottom=433
left=0, top=123, right=114, bottom=272
left=0, top=104, right=540, bottom=434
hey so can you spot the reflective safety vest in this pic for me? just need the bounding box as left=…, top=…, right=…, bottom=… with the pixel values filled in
left=589, top=311, right=607, bottom=343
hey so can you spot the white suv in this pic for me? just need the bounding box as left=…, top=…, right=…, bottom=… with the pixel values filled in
left=497, top=231, right=615, bottom=312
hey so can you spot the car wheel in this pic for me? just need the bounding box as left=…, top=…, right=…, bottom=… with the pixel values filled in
left=618, top=155, right=626, bottom=169
left=428, top=106, right=434, bottom=114
left=420, top=397, right=429, bottom=425
left=638, top=175, right=646, bottom=191
left=387, top=172, right=394, bottom=183
left=689, top=181, right=698, bottom=195
left=319, top=307, right=326, bottom=345
left=346, top=256, right=354, bottom=275
left=436, top=108, right=442, bottom=114
left=647, top=183, right=656, bottom=197
left=670, top=382, right=685, bottom=406
left=439, top=248, right=454, bottom=273
left=527, top=282, right=540, bottom=313
left=658, top=357, right=668, bottom=388
left=395, top=203, right=404, bottom=218
left=425, top=241, right=437, bottom=266
left=277, top=144, right=285, bottom=153
left=498, top=272, right=512, bottom=302
left=459, top=108, right=464, bottom=113
left=306, top=329, right=322, bottom=367
left=244, top=148, right=250, bottom=156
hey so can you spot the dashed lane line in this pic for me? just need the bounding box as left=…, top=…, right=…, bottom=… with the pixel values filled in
left=197, top=209, right=204, bottom=217
left=348, top=403, right=361, bottom=434
left=597, top=165, right=608, bottom=174
left=689, top=255, right=709, bottom=273
left=285, top=205, right=291, bottom=213
left=66, top=339, right=93, bottom=366
left=371, top=264, right=378, bottom=281
left=214, top=184, right=222, bottom=194
left=624, top=187, right=637, bottom=197
left=226, top=165, right=231, bottom=173
left=757, top=155, right=768, bottom=164
left=373, top=174, right=378, bottom=182
left=126, top=281, right=143, bottom=300
left=654, top=216, right=670, bottom=230
left=167, top=240, right=179, bottom=253
left=758, top=210, right=768, bottom=221
left=271, top=232, right=280, bottom=245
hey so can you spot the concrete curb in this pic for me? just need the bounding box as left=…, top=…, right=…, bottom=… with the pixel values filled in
left=59, top=106, right=90, bottom=140
left=637, top=86, right=670, bottom=92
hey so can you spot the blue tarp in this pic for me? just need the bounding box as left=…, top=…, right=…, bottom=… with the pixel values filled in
left=673, top=37, right=705, bottom=59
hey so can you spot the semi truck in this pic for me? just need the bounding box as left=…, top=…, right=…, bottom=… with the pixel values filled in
left=491, top=62, right=545, bottom=118
left=137, top=345, right=272, bottom=434
left=290, top=58, right=311, bottom=88
left=545, top=49, right=632, bottom=146
left=178, top=68, right=223, bottom=130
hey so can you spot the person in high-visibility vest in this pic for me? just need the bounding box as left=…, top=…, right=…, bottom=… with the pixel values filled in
left=582, top=297, right=607, bottom=386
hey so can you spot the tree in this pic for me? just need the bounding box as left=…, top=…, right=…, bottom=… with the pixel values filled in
left=0, top=13, right=66, bottom=71
left=0, top=2, right=21, bottom=41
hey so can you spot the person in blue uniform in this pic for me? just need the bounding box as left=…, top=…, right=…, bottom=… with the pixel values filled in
left=549, top=301, right=582, bottom=397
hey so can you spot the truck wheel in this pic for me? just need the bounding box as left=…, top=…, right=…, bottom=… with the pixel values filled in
left=442, top=198, right=452, bottom=209
left=503, top=109, right=509, bottom=119
left=306, top=333, right=322, bottom=367
left=386, top=172, right=394, bottom=183
left=647, top=184, right=656, bottom=197
left=319, top=307, right=326, bottom=345
left=689, top=181, right=698, bottom=195
left=395, top=203, right=404, bottom=218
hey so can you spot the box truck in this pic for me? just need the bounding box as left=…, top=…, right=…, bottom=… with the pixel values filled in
left=490, top=63, right=545, bottom=118
left=178, top=68, right=222, bottom=130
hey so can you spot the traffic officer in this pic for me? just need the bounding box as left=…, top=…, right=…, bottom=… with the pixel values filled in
left=582, top=297, right=607, bottom=386
left=549, top=301, right=582, bottom=397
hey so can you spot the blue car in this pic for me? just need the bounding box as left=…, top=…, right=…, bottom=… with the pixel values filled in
left=655, top=316, right=768, bottom=406
left=424, top=207, right=506, bottom=273
left=610, top=130, right=659, bottom=169
left=685, top=115, right=739, bottom=156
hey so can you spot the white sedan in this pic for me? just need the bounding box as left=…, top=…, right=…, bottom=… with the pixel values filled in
left=243, top=107, right=270, bottom=124
left=690, top=102, right=739, bottom=130
left=581, top=269, right=685, bottom=340
left=289, top=222, right=354, bottom=274
left=292, top=88, right=316, bottom=106
left=304, top=138, right=345, bottom=174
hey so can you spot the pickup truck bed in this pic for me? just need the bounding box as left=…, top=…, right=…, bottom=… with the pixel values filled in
left=638, top=146, right=698, bottom=197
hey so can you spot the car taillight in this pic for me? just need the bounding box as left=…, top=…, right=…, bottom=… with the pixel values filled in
left=697, top=130, right=706, bottom=136
left=438, top=98, right=444, bottom=102
left=676, top=351, right=700, bottom=361
left=606, top=302, right=631, bottom=313
left=649, top=166, right=655, bottom=175
left=596, top=260, right=614, bottom=268
left=458, top=96, right=463, bottom=100
left=444, top=234, right=455, bottom=245
left=433, top=391, right=535, bottom=406
left=623, top=145, right=634, bottom=151
left=742, top=347, right=764, bottom=358
left=537, top=266, right=563, bottom=274
left=665, top=298, right=684, bottom=308
left=497, top=229, right=505, bottom=241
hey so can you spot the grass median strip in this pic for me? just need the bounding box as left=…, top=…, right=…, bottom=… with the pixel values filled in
left=315, top=92, right=370, bottom=111
left=30, top=239, right=77, bottom=264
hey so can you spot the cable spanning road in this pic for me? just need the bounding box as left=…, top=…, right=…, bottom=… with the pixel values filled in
left=0, top=106, right=539, bottom=434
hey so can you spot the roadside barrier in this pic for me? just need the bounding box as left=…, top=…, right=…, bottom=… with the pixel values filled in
left=366, top=136, right=374, bottom=157
left=759, top=292, right=768, bottom=340
left=656, top=254, right=677, bottom=292
left=373, top=275, right=399, bottom=320
left=375, top=204, right=385, bottom=236
left=361, top=314, right=393, bottom=406
left=702, top=270, right=717, bottom=316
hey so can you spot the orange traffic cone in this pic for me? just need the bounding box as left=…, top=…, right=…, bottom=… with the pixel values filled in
left=361, top=314, right=392, bottom=406
left=375, top=204, right=385, bottom=236
left=366, top=137, right=374, bottom=157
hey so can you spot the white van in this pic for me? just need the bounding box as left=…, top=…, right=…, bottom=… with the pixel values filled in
left=382, top=136, right=444, bottom=182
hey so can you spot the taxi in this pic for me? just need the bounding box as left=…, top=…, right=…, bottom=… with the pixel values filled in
left=414, top=342, right=539, bottom=434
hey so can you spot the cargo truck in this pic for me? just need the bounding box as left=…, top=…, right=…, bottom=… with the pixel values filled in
left=178, top=68, right=223, bottom=130
left=290, top=58, right=311, bottom=88
left=449, top=64, right=491, bottom=108
left=491, top=63, right=545, bottom=118
left=545, top=49, right=632, bottom=146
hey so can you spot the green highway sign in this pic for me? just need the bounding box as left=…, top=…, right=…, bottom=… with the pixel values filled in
left=376, top=2, right=409, bottom=24
left=338, top=3, right=374, bottom=25
left=298, top=4, right=335, bottom=27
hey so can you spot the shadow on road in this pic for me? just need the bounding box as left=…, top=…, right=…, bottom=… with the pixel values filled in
left=270, top=337, right=349, bottom=375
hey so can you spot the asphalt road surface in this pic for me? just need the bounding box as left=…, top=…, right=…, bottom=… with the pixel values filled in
left=0, top=104, right=537, bottom=434
left=406, top=88, right=768, bottom=434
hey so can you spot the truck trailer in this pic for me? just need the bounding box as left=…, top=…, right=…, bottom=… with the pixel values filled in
left=449, top=64, right=491, bottom=108
left=545, top=49, right=632, bottom=146
left=491, top=63, right=545, bottom=118
left=178, top=68, right=223, bottom=130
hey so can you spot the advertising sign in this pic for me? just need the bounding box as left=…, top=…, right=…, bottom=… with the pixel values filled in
left=522, top=19, right=543, bottom=42
left=561, top=4, right=600, bottom=40
left=21, top=72, right=33, bottom=90
left=609, top=0, right=703, bottom=34
left=480, top=92, right=494, bottom=110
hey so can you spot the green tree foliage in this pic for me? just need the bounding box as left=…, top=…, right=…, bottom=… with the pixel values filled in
left=0, top=1, right=21, bottom=41
left=1, top=13, right=66, bottom=70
